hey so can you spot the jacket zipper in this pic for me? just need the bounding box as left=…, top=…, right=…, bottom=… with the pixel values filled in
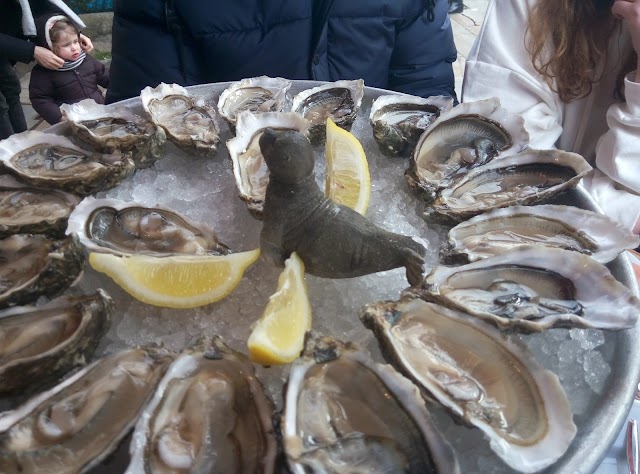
left=74, top=70, right=90, bottom=98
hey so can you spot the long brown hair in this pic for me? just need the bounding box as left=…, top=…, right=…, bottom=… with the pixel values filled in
left=526, top=0, right=635, bottom=102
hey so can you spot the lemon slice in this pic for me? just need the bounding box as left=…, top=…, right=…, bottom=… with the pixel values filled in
left=247, top=252, right=312, bottom=365
left=88, top=249, right=260, bottom=309
left=325, top=117, right=371, bottom=215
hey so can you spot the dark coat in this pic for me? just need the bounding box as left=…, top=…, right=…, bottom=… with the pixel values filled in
left=106, top=0, right=457, bottom=104
left=29, top=55, right=109, bottom=124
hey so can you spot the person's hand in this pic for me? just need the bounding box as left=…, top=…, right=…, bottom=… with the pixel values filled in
left=79, top=34, right=94, bottom=53
left=612, top=0, right=640, bottom=81
left=33, top=46, right=64, bottom=69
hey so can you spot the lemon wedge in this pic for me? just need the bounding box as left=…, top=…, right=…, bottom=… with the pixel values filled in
left=88, top=249, right=260, bottom=309
left=325, top=117, right=371, bottom=215
left=247, top=252, right=312, bottom=365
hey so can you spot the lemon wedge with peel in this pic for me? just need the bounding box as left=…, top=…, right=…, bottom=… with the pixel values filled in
left=88, top=249, right=260, bottom=309
left=248, top=252, right=312, bottom=365
left=325, top=117, right=371, bottom=215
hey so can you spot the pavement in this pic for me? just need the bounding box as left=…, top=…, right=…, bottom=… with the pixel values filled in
left=15, top=1, right=490, bottom=130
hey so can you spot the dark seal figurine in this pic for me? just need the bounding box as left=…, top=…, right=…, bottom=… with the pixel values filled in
left=259, top=128, right=426, bottom=285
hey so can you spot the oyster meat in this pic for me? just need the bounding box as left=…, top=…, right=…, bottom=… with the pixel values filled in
left=61, top=98, right=167, bottom=169
left=291, top=79, right=364, bottom=144
left=369, top=94, right=453, bottom=157
left=420, top=246, right=640, bottom=332
left=0, top=346, right=174, bottom=474
left=282, top=333, right=459, bottom=474
left=66, top=197, right=231, bottom=256
left=406, top=98, right=530, bottom=202
left=227, top=110, right=311, bottom=218
left=0, top=174, right=80, bottom=238
left=141, top=83, right=220, bottom=155
left=424, top=149, right=593, bottom=223
left=127, top=336, right=277, bottom=473
left=217, top=75, right=292, bottom=129
left=0, top=290, right=112, bottom=395
left=0, top=234, right=85, bottom=309
left=441, top=204, right=640, bottom=264
left=360, top=296, right=577, bottom=473
left=0, top=131, right=135, bottom=196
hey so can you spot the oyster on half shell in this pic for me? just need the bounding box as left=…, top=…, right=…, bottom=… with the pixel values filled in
left=66, top=197, right=231, bottom=257
left=126, top=336, right=277, bottom=474
left=360, top=296, right=577, bottom=473
left=282, top=333, right=460, bottom=474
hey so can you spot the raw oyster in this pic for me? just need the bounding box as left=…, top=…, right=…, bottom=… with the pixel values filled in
left=0, top=131, right=135, bottom=196
left=406, top=98, right=530, bottom=201
left=61, top=98, right=167, bottom=169
left=291, top=79, right=364, bottom=144
left=127, top=336, right=277, bottom=473
left=141, top=83, right=220, bottom=155
left=227, top=110, right=311, bottom=218
left=217, top=75, right=292, bottom=128
left=0, top=290, right=112, bottom=395
left=420, top=246, right=640, bottom=332
left=66, top=197, right=231, bottom=256
left=0, top=346, right=174, bottom=474
left=424, top=149, right=593, bottom=223
left=360, top=296, right=577, bottom=473
left=370, top=94, right=453, bottom=157
left=0, top=234, right=85, bottom=309
left=282, top=333, right=460, bottom=474
left=441, top=204, right=640, bottom=264
left=0, top=174, right=80, bottom=238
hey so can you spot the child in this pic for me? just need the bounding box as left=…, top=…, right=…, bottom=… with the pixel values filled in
left=29, top=14, right=109, bottom=125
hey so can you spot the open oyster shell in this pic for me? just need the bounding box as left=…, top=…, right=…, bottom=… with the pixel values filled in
left=406, top=98, right=530, bottom=202
left=141, top=83, right=220, bottom=155
left=441, top=204, right=640, bottom=264
left=227, top=110, right=311, bottom=218
left=0, top=174, right=80, bottom=239
left=419, top=246, right=640, bottom=332
left=127, top=336, right=277, bottom=473
left=66, top=197, right=231, bottom=257
left=0, top=234, right=85, bottom=309
left=424, top=149, right=593, bottom=223
left=0, top=131, right=135, bottom=196
left=0, top=346, right=174, bottom=474
left=282, top=333, right=460, bottom=474
left=369, top=94, right=454, bottom=157
left=360, top=296, right=577, bottom=473
left=217, top=75, right=292, bottom=129
left=0, top=290, right=112, bottom=395
left=60, top=98, right=167, bottom=169
left=291, top=79, right=364, bottom=144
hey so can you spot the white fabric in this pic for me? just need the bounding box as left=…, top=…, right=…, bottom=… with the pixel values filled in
left=17, top=0, right=86, bottom=37
left=44, top=14, right=67, bottom=48
left=462, top=0, right=640, bottom=232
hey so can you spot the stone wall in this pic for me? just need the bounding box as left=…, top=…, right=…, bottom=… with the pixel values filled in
left=80, top=12, right=113, bottom=55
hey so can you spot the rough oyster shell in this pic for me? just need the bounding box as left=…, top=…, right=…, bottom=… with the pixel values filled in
left=0, top=174, right=80, bottom=239
left=0, top=131, right=135, bottom=196
left=424, top=149, right=593, bottom=223
left=419, top=246, right=640, bottom=332
left=441, top=204, right=640, bottom=264
left=291, top=79, right=364, bottom=144
left=0, top=234, right=85, bottom=309
left=406, top=98, right=530, bottom=202
left=126, top=336, right=277, bottom=473
left=0, top=290, right=112, bottom=395
left=0, top=346, right=174, bottom=474
left=66, top=197, right=231, bottom=257
left=282, top=333, right=460, bottom=474
left=217, top=75, right=292, bottom=128
left=369, top=94, right=454, bottom=157
left=60, top=98, right=167, bottom=169
left=360, top=296, right=577, bottom=473
left=141, top=83, right=220, bottom=155
left=227, top=110, right=311, bottom=218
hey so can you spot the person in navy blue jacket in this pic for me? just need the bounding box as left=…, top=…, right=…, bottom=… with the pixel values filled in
left=106, top=0, right=458, bottom=104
